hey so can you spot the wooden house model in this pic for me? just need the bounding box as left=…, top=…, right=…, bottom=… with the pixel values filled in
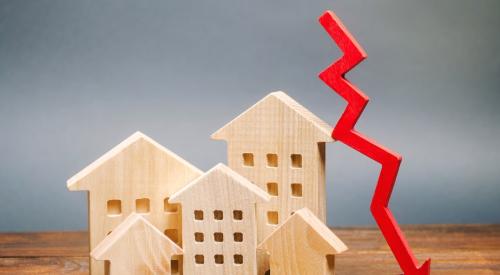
left=258, top=208, right=347, bottom=275
left=91, top=213, right=183, bottom=275
left=67, top=132, right=202, bottom=275
left=212, top=91, right=334, bottom=273
left=212, top=91, right=334, bottom=241
left=169, top=163, right=270, bottom=275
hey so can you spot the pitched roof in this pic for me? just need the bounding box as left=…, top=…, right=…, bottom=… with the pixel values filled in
left=169, top=163, right=270, bottom=204
left=91, top=213, right=182, bottom=260
left=211, top=91, right=333, bottom=142
left=67, top=131, right=203, bottom=191
left=258, top=208, right=347, bottom=255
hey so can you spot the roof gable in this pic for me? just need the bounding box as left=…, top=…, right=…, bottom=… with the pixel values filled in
left=91, top=213, right=182, bottom=260
left=169, top=163, right=270, bottom=204
left=258, top=208, right=347, bottom=255
left=211, top=91, right=333, bottom=142
left=67, top=131, right=202, bottom=191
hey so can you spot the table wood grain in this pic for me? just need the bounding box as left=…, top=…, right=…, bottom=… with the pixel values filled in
left=0, top=224, right=498, bottom=274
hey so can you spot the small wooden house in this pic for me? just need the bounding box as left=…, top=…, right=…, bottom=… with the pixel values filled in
left=258, top=208, right=347, bottom=275
left=91, top=213, right=183, bottom=275
left=67, top=132, right=202, bottom=275
left=169, top=163, right=270, bottom=275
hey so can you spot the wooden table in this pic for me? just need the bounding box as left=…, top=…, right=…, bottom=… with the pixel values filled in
left=0, top=224, right=498, bottom=274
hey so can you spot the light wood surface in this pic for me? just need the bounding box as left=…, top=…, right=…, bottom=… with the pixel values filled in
left=258, top=208, right=347, bottom=275
left=170, top=163, right=270, bottom=275
left=91, top=213, right=182, bottom=275
left=0, top=225, right=499, bottom=274
left=67, top=132, right=203, bottom=275
left=212, top=91, right=334, bottom=274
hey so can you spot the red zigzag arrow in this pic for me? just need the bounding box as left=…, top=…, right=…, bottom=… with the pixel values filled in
left=318, top=10, right=431, bottom=275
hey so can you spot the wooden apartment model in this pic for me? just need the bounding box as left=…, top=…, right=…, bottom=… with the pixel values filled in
left=212, top=91, right=333, bottom=239
left=212, top=91, right=335, bottom=273
left=169, top=163, right=270, bottom=274
left=68, top=91, right=346, bottom=274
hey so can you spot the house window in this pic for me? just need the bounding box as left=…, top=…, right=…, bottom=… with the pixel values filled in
left=214, top=210, right=223, bottom=220
left=195, top=255, right=204, bottom=264
left=234, top=232, right=243, bottom=242
left=291, top=183, right=303, bottom=197
left=266, top=153, right=278, bottom=167
left=327, top=255, right=335, bottom=271
left=135, top=198, right=150, bottom=213
left=171, top=259, right=179, bottom=274
left=291, top=154, right=302, bottom=168
left=267, top=211, right=279, bottom=225
left=194, top=210, right=204, bottom=220
left=266, top=182, right=278, bottom=196
left=242, top=153, right=254, bottom=166
left=234, top=254, right=243, bottom=265
left=194, top=232, right=204, bottom=242
left=104, top=260, right=111, bottom=275
left=214, top=232, right=223, bottom=242
left=107, top=200, right=122, bottom=216
left=233, top=210, right=243, bottom=220
left=214, top=254, right=224, bottom=264
left=164, top=229, right=179, bottom=243
left=164, top=198, right=177, bottom=213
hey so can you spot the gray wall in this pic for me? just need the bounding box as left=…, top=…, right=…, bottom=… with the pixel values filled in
left=0, top=0, right=499, bottom=231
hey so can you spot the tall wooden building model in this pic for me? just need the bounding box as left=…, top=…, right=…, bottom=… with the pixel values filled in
left=68, top=91, right=347, bottom=274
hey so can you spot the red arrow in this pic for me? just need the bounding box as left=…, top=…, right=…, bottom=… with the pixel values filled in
left=318, top=10, right=431, bottom=275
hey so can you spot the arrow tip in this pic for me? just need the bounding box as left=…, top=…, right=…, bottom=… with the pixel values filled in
left=410, top=259, right=431, bottom=275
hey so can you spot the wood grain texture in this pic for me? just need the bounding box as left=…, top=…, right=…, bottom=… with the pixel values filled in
left=67, top=132, right=203, bottom=275
left=0, top=231, right=88, bottom=257
left=258, top=208, right=347, bottom=275
left=0, top=257, right=88, bottom=275
left=0, top=225, right=499, bottom=274
left=91, top=214, right=182, bottom=275
left=212, top=91, right=334, bottom=274
left=170, top=163, right=270, bottom=275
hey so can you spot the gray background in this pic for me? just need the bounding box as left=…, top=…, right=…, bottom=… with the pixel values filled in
left=0, top=0, right=499, bottom=231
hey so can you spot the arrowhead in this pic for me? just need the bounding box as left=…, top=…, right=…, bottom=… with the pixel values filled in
left=405, top=259, right=431, bottom=275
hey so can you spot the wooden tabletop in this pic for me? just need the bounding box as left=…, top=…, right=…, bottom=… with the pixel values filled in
left=0, top=224, right=498, bottom=274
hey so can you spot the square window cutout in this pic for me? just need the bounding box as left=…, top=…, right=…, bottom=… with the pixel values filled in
left=194, top=210, right=204, bottom=220
left=234, top=232, right=243, bottom=242
left=214, top=232, right=223, bottom=242
left=243, top=153, right=254, bottom=166
left=233, top=210, right=243, bottom=220
left=195, top=255, right=204, bottom=264
left=267, top=154, right=278, bottom=167
left=136, top=198, right=150, bottom=213
left=291, top=154, right=302, bottom=168
left=234, top=254, right=243, bottom=264
left=214, top=254, right=224, bottom=264
left=107, top=200, right=122, bottom=216
left=266, top=182, right=278, bottom=196
left=194, top=232, right=204, bottom=242
left=291, top=183, right=303, bottom=197
left=267, top=211, right=279, bottom=225
left=214, top=210, right=223, bottom=220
